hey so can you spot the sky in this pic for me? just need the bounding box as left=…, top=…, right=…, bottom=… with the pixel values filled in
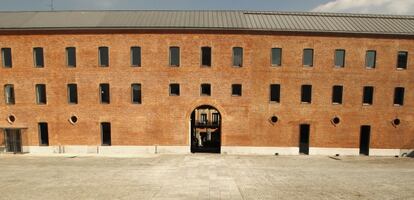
left=0, top=0, right=413, bottom=15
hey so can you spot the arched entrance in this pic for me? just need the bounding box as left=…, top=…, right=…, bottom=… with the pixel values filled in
left=190, top=105, right=221, bottom=153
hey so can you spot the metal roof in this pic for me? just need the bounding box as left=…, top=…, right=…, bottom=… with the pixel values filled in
left=0, top=10, right=413, bottom=35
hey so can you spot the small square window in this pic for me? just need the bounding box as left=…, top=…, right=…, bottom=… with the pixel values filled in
left=169, top=84, right=180, bottom=96
left=303, top=49, right=313, bottom=67
left=397, top=51, right=408, bottom=69
left=200, top=84, right=211, bottom=96
left=232, top=84, right=242, bottom=96
left=365, top=50, right=376, bottom=69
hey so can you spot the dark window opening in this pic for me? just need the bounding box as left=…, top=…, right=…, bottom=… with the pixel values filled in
left=301, top=85, right=312, bottom=103
left=131, top=46, right=141, bottom=67
left=1, top=48, right=12, bottom=68
left=365, top=50, right=376, bottom=68
left=100, top=83, right=110, bottom=104
left=270, top=84, right=280, bottom=103
left=334, top=49, right=345, bottom=68
left=299, top=124, right=310, bottom=155
left=131, top=83, right=141, bottom=104
left=101, top=122, right=111, bottom=146
left=38, top=122, right=49, bottom=146
left=397, top=51, right=408, bottom=69
left=394, top=87, right=405, bottom=106
left=99, top=47, right=109, bottom=67
left=67, top=84, right=78, bottom=104
left=201, top=47, right=211, bottom=66
left=200, top=113, right=207, bottom=123
left=363, top=86, right=374, bottom=105
left=36, top=84, right=47, bottom=104
left=4, top=84, right=15, bottom=105
left=212, top=113, right=219, bottom=124
left=33, top=47, right=44, bottom=67
left=232, top=84, right=242, bottom=96
left=332, top=85, right=343, bottom=104
left=303, top=49, right=313, bottom=67
left=66, top=47, right=76, bottom=67
left=271, top=48, right=282, bottom=66
left=200, top=84, right=211, bottom=96
left=169, top=47, right=180, bottom=66
left=170, top=83, right=180, bottom=96
left=233, top=47, right=243, bottom=67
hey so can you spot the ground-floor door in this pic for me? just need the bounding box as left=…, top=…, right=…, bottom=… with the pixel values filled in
left=299, top=124, right=310, bottom=155
left=4, top=129, right=22, bottom=153
left=190, top=105, right=221, bottom=153
left=359, top=125, right=371, bottom=155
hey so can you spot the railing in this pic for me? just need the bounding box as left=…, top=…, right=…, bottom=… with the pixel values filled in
left=194, top=121, right=220, bottom=128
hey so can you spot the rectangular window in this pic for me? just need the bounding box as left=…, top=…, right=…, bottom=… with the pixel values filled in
left=67, top=84, right=78, bottom=104
left=101, top=122, right=111, bottom=146
left=363, top=86, right=374, bottom=105
left=301, top=85, right=312, bottom=103
left=232, top=84, right=242, bottom=96
left=200, top=84, right=211, bottom=96
left=394, top=87, right=405, bottom=106
left=200, top=113, right=207, bottom=123
left=332, top=85, right=343, bottom=104
left=98, top=47, right=109, bottom=67
left=1, top=48, right=12, bottom=68
left=212, top=113, right=219, bottom=124
left=4, top=84, right=15, bottom=105
left=33, top=47, right=44, bottom=67
left=36, top=84, right=47, bottom=104
left=271, top=48, right=282, bottom=66
left=169, top=83, right=180, bottom=96
left=397, top=51, right=408, bottom=69
left=201, top=47, right=212, bottom=67
left=131, top=46, right=141, bottom=67
left=334, top=49, right=345, bottom=68
left=303, top=49, right=313, bottom=67
left=66, top=47, right=76, bottom=67
left=169, top=47, right=180, bottom=66
left=365, top=50, right=376, bottom=68
left=270, top=84, right=280, bottom=103
left=131, top=83, right=141, bottom=104
left=38, top=122, right=49, bottom=146
left=233, top=47, right=243, bottom=67
left=100, top=83, right=110, bottom=104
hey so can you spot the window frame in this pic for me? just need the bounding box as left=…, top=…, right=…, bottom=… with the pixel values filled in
left=270, top=84, right=281, bottom=103
left=362, top=86, right=374, bottom=105
left=365, top=50, right=376, bottom=69
left=271, top=48, right=282, bottom=67
left=169, top=83, right=180, bottom=96
left=393, top=87, right=405, bottom=106
left=231, top=84, right=242, bottom=96
left=396, top=51, right=408, bottom=70
left=99, top=83, right=110, bottom=104
left=201, top=46, right=212, bottom=67
left=38, top=122, right=49, bottom=146
left=334, top=49, right=345, bottom=68
left=1, top=48, right=12, bottom=68
left=303, top=48, right=314, bottom=67
left=131, top=46, right=141, bottom=67
left=4, top=84, right=15, bottom=105
left=200, top=83, right=211, bottom=96
left=67, top=83, right=78, bottom=104
left=35, top=84, right=47, bottom=105
left=66, top=47, right=76, bottom=67
left=131, top=83, right=142, bottom=104
left=98, top=46, right=109, bottom=67
left=169, top=46, right=180, bottom=67
left=33, top=47, right=44, bottom=68
left=301, top=84, right=312, bottom=103
left=232, top=47, right=243, bottom=67
left=101, top=122, right=111, bottom=146
left=332, top=85, right=343, bottom=104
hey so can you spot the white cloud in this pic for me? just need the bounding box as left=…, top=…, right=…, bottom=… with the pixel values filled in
left=312, top=0, right=414, bottom=15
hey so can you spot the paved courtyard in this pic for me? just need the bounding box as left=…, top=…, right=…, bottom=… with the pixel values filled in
left=0, top=154, right=413, bottom=200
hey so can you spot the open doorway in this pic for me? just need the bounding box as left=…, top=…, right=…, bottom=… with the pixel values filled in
left=359, top=125, right=371, bottom=156
left=190, top=105, right=221, bottom=153
left=299, top=124, right=310, bottom=155
left=4, top=129, right=22, bottom=153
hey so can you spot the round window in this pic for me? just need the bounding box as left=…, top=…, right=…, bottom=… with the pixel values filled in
left=69, top=115, right=78, bottom=124
left=271, top=116, right=278, bottom=123
left=7, top=115, right=15, bottom=124
left=393, top=118, right=400, bottom=126
left=332, top=117, right=340, bottom=125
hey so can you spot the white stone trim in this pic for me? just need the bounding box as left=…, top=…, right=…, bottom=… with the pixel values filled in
left=369, top=149, right=400, bottom=156
left=99, top=146, right=155, bottom=154
left=309, top=147, right=359, bottom=156
left=221, top=146, right=299, bottom=155
left=24, top=146, right=58, bottom=154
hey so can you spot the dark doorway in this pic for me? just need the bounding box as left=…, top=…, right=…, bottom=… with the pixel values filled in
left=4, top=129, right=22, bottom=153
left=359, top=125, right=371, bottom=155
left=190, top=105, right=221, bottom=153
left=299, top=124, right=310, bottom=155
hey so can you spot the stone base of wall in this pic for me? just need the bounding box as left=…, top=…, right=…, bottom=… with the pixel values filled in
left=22, top=146, right=413, bottom=157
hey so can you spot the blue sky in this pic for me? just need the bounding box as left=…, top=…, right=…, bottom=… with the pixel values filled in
left=0, top=0, right=413, bottom=15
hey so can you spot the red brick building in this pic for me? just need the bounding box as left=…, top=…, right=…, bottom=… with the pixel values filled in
left=0, top=11, right=413, bottom=156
